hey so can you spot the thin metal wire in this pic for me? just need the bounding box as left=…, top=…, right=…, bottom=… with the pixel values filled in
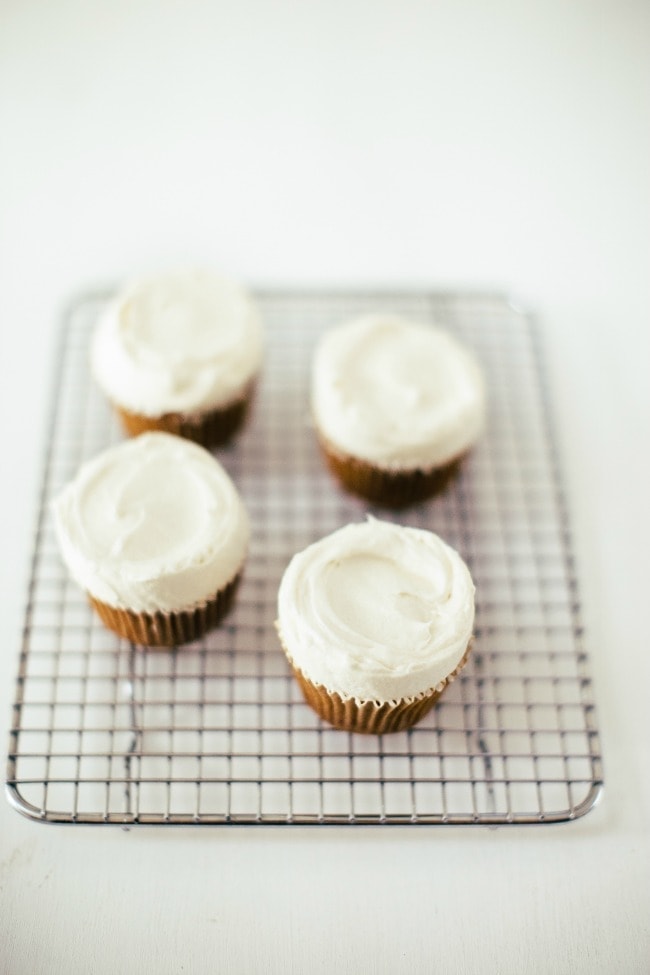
left=6, top=290, right=603, bottom=826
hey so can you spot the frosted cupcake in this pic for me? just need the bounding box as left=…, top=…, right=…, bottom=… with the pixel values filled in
left=53, top=432, right=249, bottom=646
left=276, top=518, right=475, bottom=734
left=312, top=314, right=486, bottom=505
left=91, top=269, right=264, bottom=446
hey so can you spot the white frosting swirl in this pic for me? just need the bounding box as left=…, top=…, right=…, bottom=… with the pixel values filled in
left=91, top=269, right=263, bottom=416
left=277, top=518, right=475, bottom=702
left=53, top=432, right=249, bottom=613
left=312, top=314, right=486, bottom=469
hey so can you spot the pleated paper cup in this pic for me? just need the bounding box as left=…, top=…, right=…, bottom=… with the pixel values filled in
left=282, top=639, right=473, bottom=735
left=317, top=433, right=463, bottom=507
left=88, top=574, right=241, bottom=647
left=115, top=383, right=256, bottom=448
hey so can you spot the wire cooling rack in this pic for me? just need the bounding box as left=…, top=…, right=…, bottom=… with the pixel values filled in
left=6, top=290, right=602, bottom=826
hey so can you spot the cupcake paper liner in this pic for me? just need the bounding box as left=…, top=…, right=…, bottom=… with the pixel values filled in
left=317, top=433, right=463, bottom=507
left=89, top=574, right=241, bottom=647
left=115, top=383, right=256, bottom=448
left=282, top=637, right=473, bottom=735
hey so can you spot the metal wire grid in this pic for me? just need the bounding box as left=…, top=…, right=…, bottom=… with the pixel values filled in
left=6, top=290, right=602, bottom=826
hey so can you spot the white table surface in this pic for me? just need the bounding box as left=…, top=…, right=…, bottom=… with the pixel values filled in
left=1, top=2, right=648, bottom=973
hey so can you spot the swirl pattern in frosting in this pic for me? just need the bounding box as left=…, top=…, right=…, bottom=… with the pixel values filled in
left=92, top=269, right=263, bottom=416
left=312, top=314, right=486, bottom=469
left=53, top=432, right=249, bottom=613
left=277, top=518, right=475, bottom=702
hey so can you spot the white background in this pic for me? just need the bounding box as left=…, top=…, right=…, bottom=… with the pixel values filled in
left=1, top=2, right=649, bottom=972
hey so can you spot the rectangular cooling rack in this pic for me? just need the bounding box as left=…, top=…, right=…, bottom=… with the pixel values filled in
left=6, top=290, right=603, bottom=826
